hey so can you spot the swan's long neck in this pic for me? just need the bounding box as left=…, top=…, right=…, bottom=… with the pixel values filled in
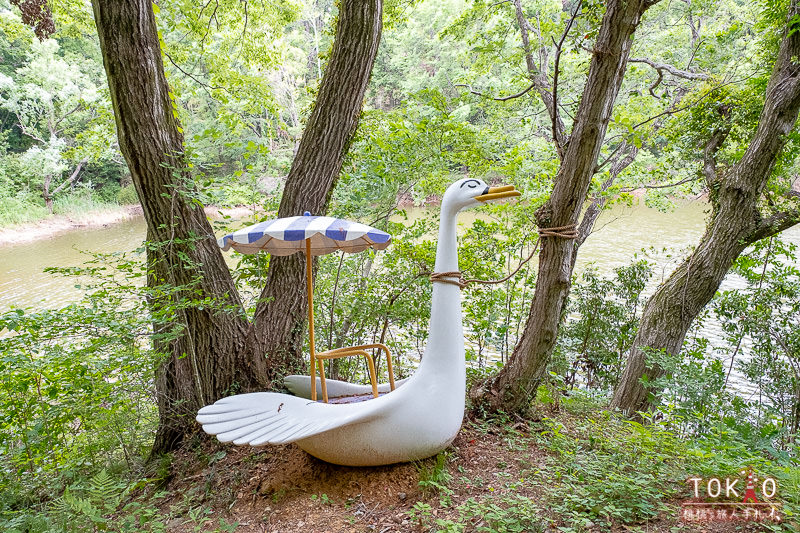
left=420, top=202, right=464, bottom=373
left=433, top=203, right=459, bottom=273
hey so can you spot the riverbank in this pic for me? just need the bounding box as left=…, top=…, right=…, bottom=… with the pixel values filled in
left=0, top=204, right=143, bottom=247
left=0, top=204, right=261, bottom=248
left=0, top=183, right=721, bottom=249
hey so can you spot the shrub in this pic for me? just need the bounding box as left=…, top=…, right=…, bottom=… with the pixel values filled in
left=0, top=254, right=160, bottom=519
left=117, top=184, right=139, bottom=205
left=0, top=191, right=48, bottom=226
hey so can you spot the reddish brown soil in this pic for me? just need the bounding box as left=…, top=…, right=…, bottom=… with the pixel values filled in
left=156, top=421, right=780, bottom=533
left=158, top=422, right=544, bottom=532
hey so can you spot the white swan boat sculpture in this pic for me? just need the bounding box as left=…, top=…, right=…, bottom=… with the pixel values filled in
left=196, top=178, right=520, bottom=466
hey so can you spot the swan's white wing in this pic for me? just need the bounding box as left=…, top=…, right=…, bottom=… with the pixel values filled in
left=196, top=392, right=386, bottom=445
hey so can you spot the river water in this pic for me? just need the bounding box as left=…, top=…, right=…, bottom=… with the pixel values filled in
left=1, top=200, right=798, bottom=397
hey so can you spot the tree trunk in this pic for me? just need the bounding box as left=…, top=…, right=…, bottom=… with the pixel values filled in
left=42, top=159, right=88, bottom=213
left=43, top=174, right=53, bottom=213
left=53, top=158, right=88, bottom=196
left=91, top=0, right=258, bottom=454
left=470, top=0, right=656, bottom=415
left=611, top=1, right=800, bottom=414
left=250, top=0, right=383, bottom=381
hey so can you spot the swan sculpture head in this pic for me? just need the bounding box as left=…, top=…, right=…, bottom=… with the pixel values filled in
left=442, top=178, right=521, bottom=213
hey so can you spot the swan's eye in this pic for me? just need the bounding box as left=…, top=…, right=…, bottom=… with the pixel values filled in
left=467, top=183, right=476, bottom=188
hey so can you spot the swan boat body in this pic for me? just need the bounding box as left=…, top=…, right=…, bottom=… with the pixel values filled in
left=196, top=178, right=519, bottom=466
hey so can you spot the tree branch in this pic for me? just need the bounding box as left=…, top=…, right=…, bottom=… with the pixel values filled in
left=679, top=0, right=702, bottom=46
left=751, top=206, right=800, bottom=242
left=628, top=57, right=709, bottom=80
left=13, top=111, right=46, bottom=143
left=621, top=175, right=700, bottom=192
left=628, top=57, right=709, bottom=98
left=201, top=0, right=221, bottom=45
left=512, top=0, right=538, bottom=84
left=163, top=50, right=226, bottom=95
left=550, top=0, right=582, bottom=160
left=626, top=74, right=754, bottom=133
left=702, top=104, right=732, bottom=187
left=596, top=87, right=689, bottom=174
left=454, top=82, right=536, bottom=101
left=511, top=0, right=567, bottom=153
left=53, top=103, right=83, bottom=133
left=49, top=158, right=88, bottom=197
left=576, top=173, right=616, bottom=247
left=488, top=0, right=512, bottom=9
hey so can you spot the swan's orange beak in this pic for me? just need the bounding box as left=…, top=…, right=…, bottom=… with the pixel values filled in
left=475, top=184, right=521, bottom=202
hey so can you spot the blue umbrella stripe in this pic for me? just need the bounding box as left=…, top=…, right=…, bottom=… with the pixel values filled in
left=283, top=214, right=318, bottom=241
left=246, top=230, right=265, bottom=244
left=366, top=230, right=390, bottom=243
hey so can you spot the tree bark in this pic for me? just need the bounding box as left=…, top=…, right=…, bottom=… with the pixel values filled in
left=470, top=0, right=657, bottom=415
left=250, top=0, right=383, bottom=381
left=611, top=1, right=800, bottom=414
left=91, top=0, right=259, bottom=455
left=42, top=174, right=53, bottom=213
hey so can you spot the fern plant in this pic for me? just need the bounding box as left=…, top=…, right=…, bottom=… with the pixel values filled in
left=51, top=469, right=125, bottom=532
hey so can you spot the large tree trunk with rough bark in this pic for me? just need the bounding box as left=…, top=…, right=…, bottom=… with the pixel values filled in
left=250, top=0, right=382, bottom=380
left=469, top=0, right=656, bottom=415
left=91, top=0, right=383, bottom=454
left=91, top=0, right=258, bottom=454
left=611, top=1, right=800, bottom=414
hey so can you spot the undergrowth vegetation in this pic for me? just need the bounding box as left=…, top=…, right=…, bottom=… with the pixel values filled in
left=410, top=396, right=799, bottom=532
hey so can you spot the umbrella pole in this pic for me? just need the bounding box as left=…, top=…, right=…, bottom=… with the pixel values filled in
left=306, top=238, right=317, bottom=402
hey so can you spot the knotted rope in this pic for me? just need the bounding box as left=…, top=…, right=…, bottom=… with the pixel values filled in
left=536, top=224, right=578, bottom=239
left=429, top=223, right=578, bottom=290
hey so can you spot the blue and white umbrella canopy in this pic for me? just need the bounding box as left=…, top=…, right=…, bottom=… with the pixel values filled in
left=218, top=212, right=391, bottom=256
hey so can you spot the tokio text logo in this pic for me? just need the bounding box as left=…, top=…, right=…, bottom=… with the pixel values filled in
left=680, top=467, right=782, bottom=522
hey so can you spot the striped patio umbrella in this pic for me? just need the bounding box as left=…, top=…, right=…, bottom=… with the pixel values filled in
left=218, top=212, right=392, bottom=401
left=218, top=212, right=391, bottom=256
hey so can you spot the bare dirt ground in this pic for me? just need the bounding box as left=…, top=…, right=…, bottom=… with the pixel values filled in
left=160, top=423, right=533, bottom=533
left=154, top=420, right=778, bottom=533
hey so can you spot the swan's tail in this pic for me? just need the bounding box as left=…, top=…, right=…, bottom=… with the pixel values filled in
left=283, top=375, right=408, bottom=399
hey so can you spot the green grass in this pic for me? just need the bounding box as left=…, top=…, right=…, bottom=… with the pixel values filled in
left=417, top=451, right=453, bottom=497
left=0, top=195, right=49, bottom=226
left=52, top=190, right=118, bottom=217
left=0, top=189, right=126, bottom=228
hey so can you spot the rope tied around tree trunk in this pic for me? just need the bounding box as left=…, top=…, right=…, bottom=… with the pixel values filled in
left=429, top=223, right=577, bottom=290
left=536, top=223, right=578, bottom=239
